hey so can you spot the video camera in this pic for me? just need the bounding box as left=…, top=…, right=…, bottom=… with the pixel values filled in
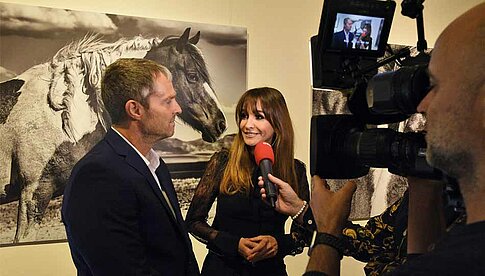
left=311, top=0, right=397, bottom=90
left=310, top=0, right=441, bottom=180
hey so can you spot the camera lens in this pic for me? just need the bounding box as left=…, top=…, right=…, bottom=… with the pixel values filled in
left=353, top=128, right=396, bottom=167
left=367, top=64, right=429, bottom=115
left=311, top=114, right=441, bottom=179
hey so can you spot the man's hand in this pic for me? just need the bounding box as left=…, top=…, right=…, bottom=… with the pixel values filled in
left=258, top=174, right=304, bottom=216
left=310, top=176, right=356, bottom=236
left=305, top=177, right=356, bottom=275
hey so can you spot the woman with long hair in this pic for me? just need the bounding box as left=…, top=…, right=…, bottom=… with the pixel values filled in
left=357, top=23, right=373, bottom=50
left=186, top=87, right=311, bottom=275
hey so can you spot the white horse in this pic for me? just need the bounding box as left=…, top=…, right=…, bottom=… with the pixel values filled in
left=0, top=28, right=226, bottom=242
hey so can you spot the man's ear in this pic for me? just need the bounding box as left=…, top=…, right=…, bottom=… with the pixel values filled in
left=125, top=100, right=144, bottom=121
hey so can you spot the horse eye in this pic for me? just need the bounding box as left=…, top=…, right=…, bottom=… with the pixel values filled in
left=186, top=72, right=199, bottom=83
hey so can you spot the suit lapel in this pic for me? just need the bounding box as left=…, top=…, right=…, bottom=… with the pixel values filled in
left=104, top=129, right=196, bottom=267
left=156, top=158, right=195, bottom=250
left=105, top=129, right=179, bottom=225
left=155, top=159, right=185, bottom=224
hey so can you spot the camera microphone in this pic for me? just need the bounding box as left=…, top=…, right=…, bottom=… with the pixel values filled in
left=254, top=142, right=277, bottom=208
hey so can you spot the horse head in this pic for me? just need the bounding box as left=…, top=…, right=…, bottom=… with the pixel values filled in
left=144, top=28, right=227, bottom=142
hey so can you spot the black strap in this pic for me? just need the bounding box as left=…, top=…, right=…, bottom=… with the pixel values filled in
left=310, top=232, right=345, bottom=259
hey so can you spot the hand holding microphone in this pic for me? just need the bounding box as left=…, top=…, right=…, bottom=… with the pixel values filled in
left=258, top=174, right=306, bottom=217
left=254, top=142, right=278, bottom=208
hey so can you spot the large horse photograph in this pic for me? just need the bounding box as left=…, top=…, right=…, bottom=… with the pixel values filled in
left=0, top=2, right=247, bottom=245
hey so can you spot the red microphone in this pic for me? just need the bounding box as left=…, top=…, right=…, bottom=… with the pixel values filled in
left=254, top=142, right=277, bottom=208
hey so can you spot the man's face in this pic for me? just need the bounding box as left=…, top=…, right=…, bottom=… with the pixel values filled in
left=344, top=20, right=353, bottom=32
left=417, top=37, right=476, bottom=178
left=140, top=73, right=182, bottom=141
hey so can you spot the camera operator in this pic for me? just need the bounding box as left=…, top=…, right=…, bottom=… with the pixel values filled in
left=260, top=3, right=485, bottom=275
left=390, top=2, right=485, bottom=274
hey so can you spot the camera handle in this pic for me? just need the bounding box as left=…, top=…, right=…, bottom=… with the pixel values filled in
left=340, top=47, right=411, bottom=88
left=360, top=47, right=411, bottom=76
left=401, top=0, right=428, bottom=52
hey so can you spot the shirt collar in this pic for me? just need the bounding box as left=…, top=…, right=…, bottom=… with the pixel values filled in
left=111, top=127, right=160, bottom=170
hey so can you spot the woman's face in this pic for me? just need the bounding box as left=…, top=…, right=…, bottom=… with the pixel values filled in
left=239, top=100, right=275, bottom=148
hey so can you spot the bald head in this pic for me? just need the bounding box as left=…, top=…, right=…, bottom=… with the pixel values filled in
left=433, top=3, right=485, bottom=92
left=417, top=3, right=485, bottom=188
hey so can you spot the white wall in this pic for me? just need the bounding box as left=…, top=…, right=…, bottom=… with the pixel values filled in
left=1, top=0, right=482, bottom=275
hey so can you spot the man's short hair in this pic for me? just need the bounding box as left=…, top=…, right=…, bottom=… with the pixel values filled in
left=101, top=58, right=172, bottom=124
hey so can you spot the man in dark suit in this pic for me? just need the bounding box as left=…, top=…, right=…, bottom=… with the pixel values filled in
left=331, top=17, right=354, bottom=49
left=62, top=58, right=200, bottom=276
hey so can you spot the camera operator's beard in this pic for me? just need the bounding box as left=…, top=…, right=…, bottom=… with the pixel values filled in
left=427, top=144, right=477, bottom=186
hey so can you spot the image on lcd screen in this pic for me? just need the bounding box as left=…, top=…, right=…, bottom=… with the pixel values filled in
left=330, top=13, right=385, bottom=51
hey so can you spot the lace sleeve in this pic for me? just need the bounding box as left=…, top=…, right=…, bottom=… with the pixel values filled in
left=186, top=150, right=229, bottom=245
left=277, top=160, right=314, bottom=256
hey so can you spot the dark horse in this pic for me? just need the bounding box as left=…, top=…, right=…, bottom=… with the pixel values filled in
left=146, top=29, right=226, bottom=143
left=0, top=28, right=227, bottom=243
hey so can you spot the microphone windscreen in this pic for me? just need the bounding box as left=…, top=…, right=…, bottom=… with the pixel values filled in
left=254, top=142, right=274, bottom=165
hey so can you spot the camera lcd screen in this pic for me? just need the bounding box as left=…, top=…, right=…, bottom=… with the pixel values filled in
left=330, top=13, right=386, bottom=52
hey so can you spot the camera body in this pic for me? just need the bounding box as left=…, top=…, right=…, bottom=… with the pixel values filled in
left=310, top=0, right=438, bottom=180
left=311, top=0, right=396, bottom=89
left=316, top=0, right=396, bottom=58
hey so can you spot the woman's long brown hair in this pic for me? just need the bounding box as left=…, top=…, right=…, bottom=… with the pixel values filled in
left=220, top=87, right=298, bottom=195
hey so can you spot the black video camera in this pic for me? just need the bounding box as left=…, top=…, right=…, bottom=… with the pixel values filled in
left=310, top=0, right=438, bottom=180
left=311, top=0, right=396, bottom=90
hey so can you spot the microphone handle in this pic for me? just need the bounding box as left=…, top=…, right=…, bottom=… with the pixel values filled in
left=260, top=159, right=277, bottom=208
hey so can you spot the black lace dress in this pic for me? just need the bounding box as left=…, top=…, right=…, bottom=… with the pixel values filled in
left=186, top=149, right=312, bottom=276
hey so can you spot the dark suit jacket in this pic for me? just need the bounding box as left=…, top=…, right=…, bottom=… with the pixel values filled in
left=62, top=129, right=199, bottom=276
left=331, top=30, right=354, bottom=49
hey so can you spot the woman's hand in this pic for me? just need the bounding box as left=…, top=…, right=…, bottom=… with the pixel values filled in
left=238, top=237, right=259, bottom=260
left=246, top=235, right=278, bottom=263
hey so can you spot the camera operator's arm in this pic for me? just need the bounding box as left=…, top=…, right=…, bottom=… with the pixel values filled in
left=341, top=191, right=408, bottom=265
left=407, top=176, right=446, bottom=254
left=259, top=175, right=356, bottom=275
left=305, top=177, right=357, bottom=276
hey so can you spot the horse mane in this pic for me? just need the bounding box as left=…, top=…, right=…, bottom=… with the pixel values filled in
left=52, top=34, right=164, bottom=62
left=47, top=34, right=163, bottom=142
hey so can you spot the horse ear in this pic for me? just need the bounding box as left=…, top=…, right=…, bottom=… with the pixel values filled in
left=189, top=31, right=200, bottom=45
left=176, top=28, right=191, bottom=53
